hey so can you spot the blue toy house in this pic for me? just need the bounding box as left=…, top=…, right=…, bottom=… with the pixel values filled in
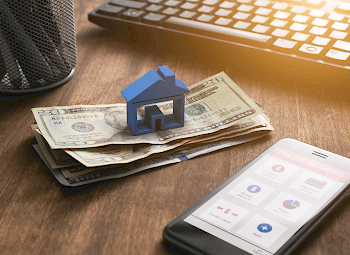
left=121, top=65, right=190, bottom=135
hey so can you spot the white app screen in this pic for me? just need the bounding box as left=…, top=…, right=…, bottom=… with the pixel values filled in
left=184, top=147, right=350, bottom=255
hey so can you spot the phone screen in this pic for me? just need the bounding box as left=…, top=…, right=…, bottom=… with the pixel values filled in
left=184, top=146, right=350, bottom=255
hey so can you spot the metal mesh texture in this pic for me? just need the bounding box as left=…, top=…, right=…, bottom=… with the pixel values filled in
left=0, top=0, right=77, bottom=91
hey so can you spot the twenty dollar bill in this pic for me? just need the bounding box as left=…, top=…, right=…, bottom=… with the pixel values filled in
left=32, top=72, right=264, bottom=149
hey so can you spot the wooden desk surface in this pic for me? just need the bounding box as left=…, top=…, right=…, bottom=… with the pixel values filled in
left=1, top=0, right=350, bottom=254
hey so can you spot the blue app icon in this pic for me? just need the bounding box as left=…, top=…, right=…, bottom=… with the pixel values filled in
left=247, top=185, right=261, bottom=193
left=257, top=223, right=272, bottom=233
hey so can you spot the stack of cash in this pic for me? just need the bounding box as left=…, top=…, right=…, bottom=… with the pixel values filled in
left=31, top=72, right=274, bottom=187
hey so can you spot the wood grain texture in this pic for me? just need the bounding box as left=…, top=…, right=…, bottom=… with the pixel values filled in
left=0, top=0, right=350, bottom=254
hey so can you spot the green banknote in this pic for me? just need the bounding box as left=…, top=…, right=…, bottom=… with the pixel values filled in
left=32, top=72, right=264, bottom=149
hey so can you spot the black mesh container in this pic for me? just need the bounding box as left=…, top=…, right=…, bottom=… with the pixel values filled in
left=0, top=0, right=77, bottom=93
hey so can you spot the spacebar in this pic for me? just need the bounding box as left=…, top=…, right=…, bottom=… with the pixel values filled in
left=165, top=17, right=271, bottom=43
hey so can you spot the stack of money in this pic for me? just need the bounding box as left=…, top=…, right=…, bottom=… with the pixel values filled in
left=31, top=72, right=274, bottom=187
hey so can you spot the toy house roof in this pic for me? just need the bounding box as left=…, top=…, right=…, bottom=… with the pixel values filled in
left=121, top=65, right=190, bottom=104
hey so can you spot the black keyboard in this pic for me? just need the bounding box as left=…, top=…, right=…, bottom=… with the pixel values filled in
left=88, top=0, right=350, bottom=70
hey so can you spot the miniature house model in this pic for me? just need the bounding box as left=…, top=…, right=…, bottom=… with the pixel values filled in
left=121, top=65, right=190, bottom=135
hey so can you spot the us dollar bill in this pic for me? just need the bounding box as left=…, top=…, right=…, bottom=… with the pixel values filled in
left=32, top=115, right=271, bottom=168
left=33, top=132, right=269, bottom=186
left=64, top=140, right=190, bottom=167
left=63, top=116, right=272, bottom=167
left=32, top=124, right=194, bottom=168
left=32, top=72, right=264, bottom=149
left=31, top=124, right=80, bottom=169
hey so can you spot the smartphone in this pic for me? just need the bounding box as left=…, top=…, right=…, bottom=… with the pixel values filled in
left=163, top=138, right=350, bottom=255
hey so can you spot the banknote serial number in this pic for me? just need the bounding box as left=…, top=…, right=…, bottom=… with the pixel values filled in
left=185, top=108, right=228, bottom=123
left=51, top=115, right=99, bottom=122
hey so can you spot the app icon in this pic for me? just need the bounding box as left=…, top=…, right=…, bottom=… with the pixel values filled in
left=282, top=200, right=300, bottom=209
left=247, top=185, right=261, bottom=193
left=272, top=165, right=285, bottom=172
left=216, top=206, right=239, bottom=216
left=257, top=223, right=272, bottom=233
left=305, top=177, right=327, bottom=189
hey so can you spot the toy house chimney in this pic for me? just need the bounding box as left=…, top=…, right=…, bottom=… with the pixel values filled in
left=157, top=65, right=175, bottom=85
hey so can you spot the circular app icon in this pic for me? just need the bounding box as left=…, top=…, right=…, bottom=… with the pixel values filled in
left=257, top=223, right=272, bottom=233
left=283, top=200, right=300, bottom=209
left=272, top=165, right=285, bottom=172
left=247, top=185, right=261, bottom=193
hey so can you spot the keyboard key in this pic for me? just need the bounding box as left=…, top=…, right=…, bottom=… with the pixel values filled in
left=290, top=0, right=302, bottom=5
left=233, top=21, right=251, bottom=29
left=255, top=7, right=272, bottom=16
left=143, top=12, right=167, bottom=23
left=220, top=1, right=236, bottom=9
left=237, top=0, right=252, bottom=3
left=215, top=9, right=232, bottom=17
left=326, top=49, right=350, bottom=61
left=181, top=2, right=198, bottom=10
left=274, top=11, right=290, bottom=19
left=233, top=12, right=250, bottom=20
left=312, top=36, right=331, bottom=46
left=329, top=30, right=348, bottom=40
left=328, top=13, right=345, bottom=22
left=292, top=32, right=310, bottom=41
left=309, top=10, right=325, bottom=18
left=293, top=14, right=309, bottom=23
left=203, top=0, right=220, bottom=5
left=197, top=14, right=215, bottom=22
left=305, top=0, right=326, bottom=9
left=299, top=43, right=323, bottom=54
left=215, top=17, right=233, bottom=25
left=273, top=38, right=297, bottom=48
left=97, top=4, right=126, bottom=16
left=335, top=3, right=350, bottom=15
left=270, top=19, right=288, bottom=27
left=252, top=24, right=270, bottom=33
left=148, top=0, right=163, bottom=3
left=272, top=3, right=289, bottom=11
left=309, top=26, right=327, bottom=35
left=165, top=17, right=272, bottom=43
left=333, top=40, right=350, bottom=52
left=251, top=15, right=269, bottom=24
left=237, top=4, right=255, bottom=12
left=290, top=22, right=307, bottom=31
left=179, top=10, right=197, bottom=18
left=271, top=28, right=290, bottom=37
left=122, top=9, right=146, bottom=20
left=306, top=0, right=323, bottom=5
left=164, top=0, right=181, bottom=7
left=290, top=6, right=307, bottom=14
left=162, top=7, right=180, bottom=15
left=110, top=0, right=148, bottom=9
left=254, top=0, right=270, bottom=7
left=146, top=4, right=163, bottom=12
left=198, top=5, right=215, bottom=13
left=332, top=22, right=349, bottom=31
left=312, top=18, right=328, bottom=27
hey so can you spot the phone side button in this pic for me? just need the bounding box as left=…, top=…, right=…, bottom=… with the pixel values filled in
left=346, top=191, right=350, bottom=197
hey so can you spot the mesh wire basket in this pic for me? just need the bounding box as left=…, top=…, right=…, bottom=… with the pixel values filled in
left=0, top=0, right=77, bottom=93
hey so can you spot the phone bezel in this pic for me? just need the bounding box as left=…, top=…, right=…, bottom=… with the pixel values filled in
left=163, top=138, right=350, bottom=255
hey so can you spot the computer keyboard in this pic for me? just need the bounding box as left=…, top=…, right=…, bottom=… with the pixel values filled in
left=88, top=0, right=350, bottom=70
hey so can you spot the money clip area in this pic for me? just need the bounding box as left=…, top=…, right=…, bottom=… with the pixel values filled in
left=121, top=65, right=190, bottom=135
